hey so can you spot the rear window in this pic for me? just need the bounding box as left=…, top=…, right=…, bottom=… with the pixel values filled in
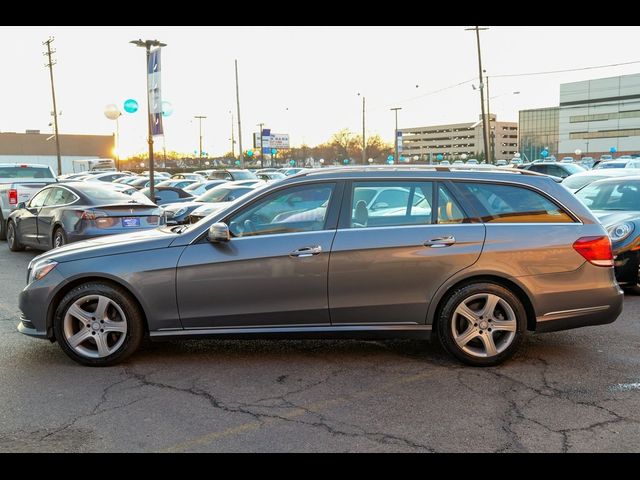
left=563, top=174, right=609, bottom=190
left=76, top=184, right=133, bottom=202
left=0, top=166, right=54, bottom=178
left=456, top=182, right=575, bottom=223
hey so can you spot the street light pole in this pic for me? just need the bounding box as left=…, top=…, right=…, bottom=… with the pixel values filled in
left=465, top=26, right=490, bottom=164
left=230, top=111, right=235, bottom=158
left=130, top=38, right=166, bottom=201
left=362, top=96, right=366, bottom=165
left=194, top=115, right=206, bottom=167
left=235, top=59, right=244, bottom=169
left=257, top=122, right=264, bottom=167
left=390, top=107, right=402, bottom=163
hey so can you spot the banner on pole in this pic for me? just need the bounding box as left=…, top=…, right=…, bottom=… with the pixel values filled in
left=148, top=48, right=163, bottom=136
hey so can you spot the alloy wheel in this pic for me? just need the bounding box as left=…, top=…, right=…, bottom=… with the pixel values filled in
left=451, top=293, right=517, bottom=358
left=63, top=295, right=128, bottom=358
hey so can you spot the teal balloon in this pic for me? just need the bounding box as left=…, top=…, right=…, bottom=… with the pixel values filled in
left=387, top=155, right=394, bottom=161
left=161, top=101, right=173, bottom=117
left=271, top=148, right=277, bottom=154
left=123, top=99, right=139, bottom=113
left=247, top=150, right=254, bottom=157
left=436, top=154, right=443, bottom=161
left=289, top=159, right=295, bottom=166
left=235, top=160, right=240, bottom=166
left=400, top=156, right=406, bottom=162
left=541, top=150, right=549, bottom=158
left=610, top=147, right=617, bottom=153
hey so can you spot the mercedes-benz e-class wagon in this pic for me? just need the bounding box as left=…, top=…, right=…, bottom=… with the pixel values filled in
left=18, top=166, right=623, bottom=367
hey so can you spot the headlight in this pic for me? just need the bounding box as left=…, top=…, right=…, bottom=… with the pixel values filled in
left=173, top=207, right=188, bottom=217
left=607, top=222, right=635, bottom=242
left=28, top=260, right=58, bottom=284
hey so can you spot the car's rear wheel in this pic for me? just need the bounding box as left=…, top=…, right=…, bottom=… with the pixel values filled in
left=437, top=282, right=526, bottom=366
left=52, top=227, right=67, bottom=249
left=7, top=221, right=24, bottom=252
left=53, top=282, right=144, bottom=367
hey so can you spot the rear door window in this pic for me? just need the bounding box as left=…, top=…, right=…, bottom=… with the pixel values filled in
left=456, top=182, right=575, bottom=223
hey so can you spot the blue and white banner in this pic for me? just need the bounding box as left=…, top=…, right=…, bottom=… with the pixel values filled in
left=147, top=48, right=163, bottom=136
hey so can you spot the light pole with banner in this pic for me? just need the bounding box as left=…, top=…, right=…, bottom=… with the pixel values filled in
left=390, top=107, right=402, bottom=163
left=104, top=104, right=122, bottom=171
left=130, top=39, right=166, bottom=202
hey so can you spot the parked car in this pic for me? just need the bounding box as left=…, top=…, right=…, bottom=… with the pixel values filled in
left=521, top=162, right=586, bottom=179
left=256, top=171, right=286, bottom=182
left=208, top=169, right=258, bottom=181
left=280, top=167, right=307, bottom=176
left=466, top=159, right=479, bottom=165
left=141, top=171, right=170, bottom=179
left=579, top=157, right=595, bottom=169
left=495, top=160, right=508, bottom=166
left=0, top=164, right=58, bottom=241
left=171, top=173, right=206, bottom=182
left=561, top=157, right=574, bottom=163
left=575, top=176, right=640, bottom=292
left=112, top=176, right=141, bottom=185
left=599, top=154, right=614, bottom=162
left=626, top=159, right=640, bottom=169
left=594, top=160, right=630, bottom=170
left=17, top=166, right=623, bottom=367
left=155, top=179, right=198, bottom=190
left=79, top=171, right=132, bottom=183
left=182, top=179, right=229, bottom=196
left=561, top=169, right=640, bottom=193
left=127, top=177, right=163, bottom=190
left=163, top=184, right=259, bottom=224
left=138, top=186, right=195, bottom=206
left=6, top=182, right=164, bottom=251
left=193, top=170, right=215, bottom=178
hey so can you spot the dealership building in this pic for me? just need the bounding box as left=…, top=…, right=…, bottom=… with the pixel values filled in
left=519, top=73, right=640, bottom=160
left=399, top=114, right=518, bottom=161
left=0, top=130, right=114, bottom=174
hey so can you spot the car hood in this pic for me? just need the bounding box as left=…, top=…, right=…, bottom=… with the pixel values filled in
left=31, top=228, right=178, bottom=264
left=592, top=210, right=640, bottom=228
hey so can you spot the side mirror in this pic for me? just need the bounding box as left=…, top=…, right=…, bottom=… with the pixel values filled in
left=207, top=222, right=231, bottom=243
left=17, top=202, right=26, bottom=209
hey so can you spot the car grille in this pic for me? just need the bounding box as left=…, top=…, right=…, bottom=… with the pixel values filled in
left=20, top=317, right=35, bottom=330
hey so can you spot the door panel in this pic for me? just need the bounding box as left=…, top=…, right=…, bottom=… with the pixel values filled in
left=328, top=224, right=485, bottom=324
left=17, top=188, right=50, bottom=246
left=176, top=231, right=336, bottom=328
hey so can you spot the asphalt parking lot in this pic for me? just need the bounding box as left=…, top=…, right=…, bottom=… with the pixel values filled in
left=1, top=246, right=640, bottom=452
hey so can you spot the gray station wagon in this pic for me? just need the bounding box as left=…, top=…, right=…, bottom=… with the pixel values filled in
left=18, top=166, right=623, bottom=367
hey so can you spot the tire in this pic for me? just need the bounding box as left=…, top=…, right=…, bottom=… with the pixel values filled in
left=52, top=227, right=67, bottom=249
left=53, top=282, right=145, bottom=367
left=0, top=213, right=6, bottom=241
left=436, top=282, right=526, bottom=367
left=7, top=221, right=25, bottom=252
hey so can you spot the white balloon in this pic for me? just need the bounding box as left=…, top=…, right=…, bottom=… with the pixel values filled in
left=104, top=104, right=121, bottom=120
left=574, top=149, right=582, bottom=155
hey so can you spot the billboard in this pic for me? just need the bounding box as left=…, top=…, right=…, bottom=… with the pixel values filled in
left=253, top=131, right=290, bottom=149
left=269, top=133, right=290, bottom=148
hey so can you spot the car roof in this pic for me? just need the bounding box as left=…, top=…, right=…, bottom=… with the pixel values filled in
left=584, top=175, right=640, bottom=186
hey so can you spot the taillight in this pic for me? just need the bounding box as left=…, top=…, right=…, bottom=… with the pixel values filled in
left=8, top=189, right=17, bottom=205
left=573, top=236, right=614, bottom=267
left=80, top=211, right=107, bottom=220
left=95, top=217, right=118, bottom=228
left=146, top=216, right=160, bottom=225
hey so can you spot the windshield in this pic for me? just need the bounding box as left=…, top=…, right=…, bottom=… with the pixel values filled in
left=232, top=171, right=258, bottom=180
left=0, top=166, right=55, bottom=178
left=575, top=180, right=640, bottom=210
left=196, top=186, right=252, bottom=203
left=563, top=174, right=609, bottom=190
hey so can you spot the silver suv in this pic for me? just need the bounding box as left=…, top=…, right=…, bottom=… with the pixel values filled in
left=18, top=166, right=623, bottom=367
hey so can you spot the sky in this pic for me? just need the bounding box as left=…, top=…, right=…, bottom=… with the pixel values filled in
left=2, top=26, right=640, bottom=158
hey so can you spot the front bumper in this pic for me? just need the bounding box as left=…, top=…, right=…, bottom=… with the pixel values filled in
left=17, top=316, right=48, bottom=339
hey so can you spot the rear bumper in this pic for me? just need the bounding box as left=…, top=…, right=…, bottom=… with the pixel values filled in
left=535, top=301, right=622, bottom=333
left=68, top=227, right=156, bottom=243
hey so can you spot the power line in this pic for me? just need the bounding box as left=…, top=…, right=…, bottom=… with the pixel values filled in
left=492, top=60, right=640, bottom=78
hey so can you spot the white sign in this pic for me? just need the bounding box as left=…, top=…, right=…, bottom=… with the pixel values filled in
left=269, top=133, right=290, bottom=148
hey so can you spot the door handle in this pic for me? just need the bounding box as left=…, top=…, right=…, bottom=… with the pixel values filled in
left=290, top=245, right=322, bottom=257
left=424, top=235, right=456, bottom=248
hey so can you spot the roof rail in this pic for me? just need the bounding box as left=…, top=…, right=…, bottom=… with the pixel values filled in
left=295, top=164, right=550, bottom=178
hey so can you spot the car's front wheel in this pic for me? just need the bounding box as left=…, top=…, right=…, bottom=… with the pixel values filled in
left=437, top=282, right=526, bottom=366
left=53, top=282, right=144, bottom=366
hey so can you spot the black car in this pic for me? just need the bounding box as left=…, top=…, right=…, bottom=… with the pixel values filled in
left=575, top=176, right=640, bottom=292
left=520, top=162, right=586, bottom=179
left=6, top=183, right=164, bottom=251
left=139, top=186, right=195, bottom=206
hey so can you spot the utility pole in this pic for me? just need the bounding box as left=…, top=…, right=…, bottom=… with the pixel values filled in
left=485, top=74, right=493, bottom=163
left=235, top=59, right=244, bottom=168
left=257, top=122, right=264, bottom=167
left=130, top=38, right=167, bottom=201
left=390, top=107, right=402, bottom=163
left=43, top=37, right=62, bottom=176
left=362, top=96, right=366, bottom=165
left=194, top=115, right=206, bottom=167
left=466, top=26, right=490, bottom=164
left=230, top=111, right=235, bottom=158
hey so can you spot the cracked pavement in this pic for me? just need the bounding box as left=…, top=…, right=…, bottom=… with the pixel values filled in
left=1, top=248, right=640, bottom=452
